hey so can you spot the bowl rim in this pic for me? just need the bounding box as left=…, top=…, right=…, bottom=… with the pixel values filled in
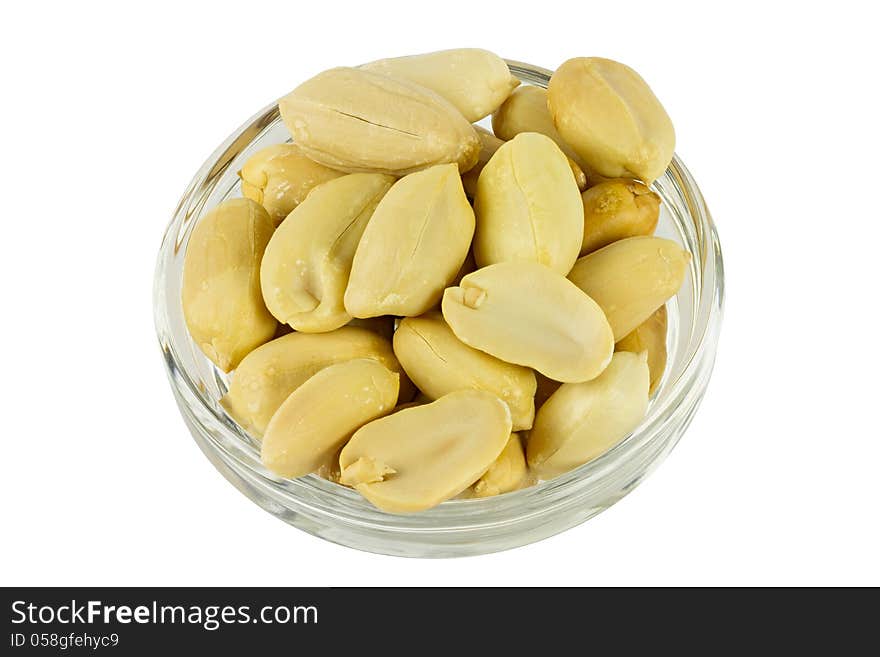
left=153, top=59, right=725, bottom=545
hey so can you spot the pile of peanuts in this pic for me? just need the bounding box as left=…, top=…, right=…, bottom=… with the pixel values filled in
left=181, top=49, right=689, bottom=513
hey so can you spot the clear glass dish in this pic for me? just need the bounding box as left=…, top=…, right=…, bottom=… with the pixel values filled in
left=153, top=60, right=724, bottom=558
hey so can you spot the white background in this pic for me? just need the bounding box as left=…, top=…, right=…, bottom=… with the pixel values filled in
left=1, top=1, right=878, bottom=586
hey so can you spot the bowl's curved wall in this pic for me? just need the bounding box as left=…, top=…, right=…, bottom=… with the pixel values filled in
left=154, top=63, right=724, bottom=557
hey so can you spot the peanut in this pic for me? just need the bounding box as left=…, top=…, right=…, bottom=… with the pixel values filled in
left=580, top=179, right=660, bottom=255
left=182, top=198, right=276, bottom=371
left=442, top=261, right=613, bottom=382
left=260, top=173, right=394, bottom=332
left=261, top=359, right=399, bottom=478
left=393, top=312, right=536, bottom=430
left=238, top=143, right=344, bottom=225
left=339, top=390, right=512, bottom=513
left=568, top=236, right=689, bottom=340
left=220, top=327, right=411, bottom=437
left=527, top=351, right=649, bottom=478
left=548, top=57, right=675, bottom=183
left=473, top=132, right=583, bottom=275
left=345, top=164, right=474, bottom=317
left=615, top=305, right=668, bottom=395
left=361, top=48, right=518, bottom=122
left=472, top=433, right=528, bottom=498
left=279, top=67, right=480, bottom=175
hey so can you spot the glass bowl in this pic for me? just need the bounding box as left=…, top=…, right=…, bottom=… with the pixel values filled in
left=153, top=60, right=724, bottom=558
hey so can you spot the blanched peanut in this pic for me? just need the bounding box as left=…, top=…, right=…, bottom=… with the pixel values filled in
left=580, top=179, right=660, bottom=255
left=345, top=164, right=474, bottom=317
left=492, top=85, right=604, bottom=187
left=239, top=143, right=344, bottom=225
left=473, top=433, right=528, bottom=497
left=548, top=57, right=675, bottom=183
left=182, top=198, right=277, bottom=372
left=220, top=327, right=412, bottom=437
left=615, top=305, right=668, bottom=395
left=442, top=262, right=613, bottom=382
left=260, top=173, right=394, bottom=333
left=261, top=359, right=399, bottom=478
left=492, top=86, right=579, bottom=161
left=279, top=67, right=480, bottom=175
left=339, top=390, right=512, bottom=513
left=361, top=49, right=519, bottom=122
left=393, top=312, right=536, bottom=430
left=473, top=132, right=583, bottom=275
left=568, top=236, right=689, bottom=340
left=527, top=352, right=649, bottom=478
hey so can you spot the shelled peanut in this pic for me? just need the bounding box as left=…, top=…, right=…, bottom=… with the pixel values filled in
left=182, top=48, right=688, bottom=514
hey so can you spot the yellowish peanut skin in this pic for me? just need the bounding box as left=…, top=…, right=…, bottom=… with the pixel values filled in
left=548, top=57, right=675, bottom=184
left=220, top=327, right=412, bottom=437
left=261, top=359, right=399, bottom=479
left=580, top=179, right=660, bottom=255
left=462, top=126, right=586, bottom=197
left=442, top=262, right=614, bottom=383
left=238, top=143, right=344, bottom=225
left=361, top=49, right=519, bottom=123
left=260, top=173, right=394, bottom=333
left=345, top=164, right=474, bottom=318
left=473, top=132, right=583, bottom=275
left=182, top=198, right=277, bottom=372
left=393, top=313, right=537, bottom=430
left=278, top=67, right=480, bottom=175
left=527, top=352, right=649, bottom=479
left=615, top=305, right=668, bottom=395
left=473, top=433, right=528, bottom=498
left=491, top=85, right=606, bottom=187
left=568, top=236, right=690, bottom=341
left=339, top=390, right=512, bottom=513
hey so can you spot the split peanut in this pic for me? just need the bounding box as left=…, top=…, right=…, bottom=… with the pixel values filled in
left=220, top=327, right=411, bottom=437
left=239, top=143, right=344, bottom=225
left=182, top=198, right=277, bottom=372
left=442, top=262, right=614, bottom=383
left=260, top=173, right=394, bottom=333
left=568, top=236, right=690, bottom=340
left=527, top=352, right=650, bottom=478
left=279, top=67, right=480, bottom=175
left=339, top=390, right=512, bottom=513
left=393, top=313, right=536, bottom=430
left=473, top=132, right=583, bottom=275
left=345, top=164, right=474, bottom=318
left=548, top=57, right=675, bottom=183
left=261, top=359, right=399, bottom=478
